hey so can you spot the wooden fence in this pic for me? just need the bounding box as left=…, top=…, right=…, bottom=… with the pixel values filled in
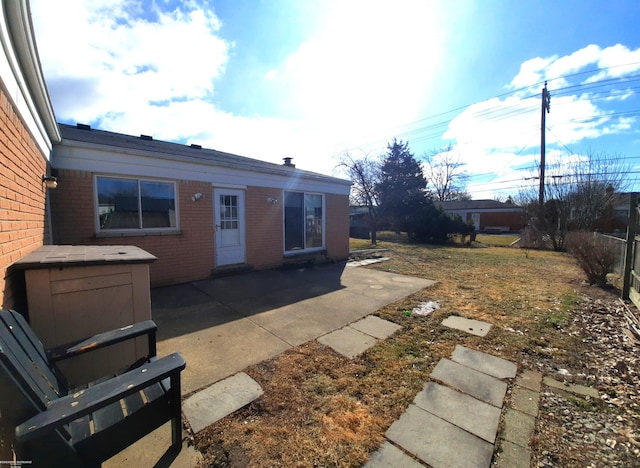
left=622, top=194, right=640, bottom=307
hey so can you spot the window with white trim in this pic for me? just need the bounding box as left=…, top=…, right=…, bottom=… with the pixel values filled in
left=96, top=176, right=177, bottom=231
left=284, top=191, right=323, bottom=251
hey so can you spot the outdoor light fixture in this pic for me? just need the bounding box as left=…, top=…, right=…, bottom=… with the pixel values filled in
left=267, top=197, right=278, bottom=204
left=191, top=192, right=204, bottom=202
left=42, top=174, right=57, bottom=189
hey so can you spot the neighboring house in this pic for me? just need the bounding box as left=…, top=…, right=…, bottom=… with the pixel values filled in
left=49, top=124, right=351, bottom=287
left=0, top=0, right=61, bottom=310
left=436, top=199, right=524, bottom=233
left=592, top=192, right=634, bottom=234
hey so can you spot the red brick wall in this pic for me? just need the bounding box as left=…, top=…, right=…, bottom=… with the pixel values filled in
left=245, top=186, right=284, bottom=269
left=325, top=193, right=350, bottom=260
left=50, top=170, right=214, bottom=286
left=0, top=85, right=49, bottom=310
left=476, top=211, right=525, bottom=232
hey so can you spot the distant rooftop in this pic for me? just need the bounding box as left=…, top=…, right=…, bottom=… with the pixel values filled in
left=435, top=199, right=521, bottom=210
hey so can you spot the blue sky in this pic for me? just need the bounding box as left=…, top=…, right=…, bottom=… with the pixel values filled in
left=30, top=0, right=640, bottom=199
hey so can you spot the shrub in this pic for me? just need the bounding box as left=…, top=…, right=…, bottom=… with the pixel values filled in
left=566, top=231, right=616, bottom=287
left=404, top=203, right=473, bottom=244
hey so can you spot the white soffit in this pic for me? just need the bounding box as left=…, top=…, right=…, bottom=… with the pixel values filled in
left=53, top=141, right=351, bottom=195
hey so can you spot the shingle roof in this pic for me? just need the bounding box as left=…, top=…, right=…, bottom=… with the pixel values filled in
left=57, top=123, right=350, bottom=185
left=435, top=199, right=521, bottom=210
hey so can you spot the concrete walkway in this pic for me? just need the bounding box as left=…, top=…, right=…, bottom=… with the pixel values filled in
left=365, top=344, right=519, bottom=468
left=365, top=317, right=545, bottom=468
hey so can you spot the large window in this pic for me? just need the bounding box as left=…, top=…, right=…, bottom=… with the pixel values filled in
left=284, top=191, right=323, bottom=251
left=97, top=176, right=177, bottom=231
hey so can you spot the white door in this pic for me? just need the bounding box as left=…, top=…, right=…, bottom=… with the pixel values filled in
left=471, top=213, right=481, bottom=231
left=214, top=188, right=246, bottom=266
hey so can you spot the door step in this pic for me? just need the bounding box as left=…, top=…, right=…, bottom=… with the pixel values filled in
left=211, top=263, right=253, bottom=277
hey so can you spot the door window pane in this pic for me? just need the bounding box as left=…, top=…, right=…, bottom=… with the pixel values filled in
left=219, top=194, right=240, bottom=246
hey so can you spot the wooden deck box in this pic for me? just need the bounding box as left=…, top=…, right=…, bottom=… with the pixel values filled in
left=14, top=245, right=157, bottom=386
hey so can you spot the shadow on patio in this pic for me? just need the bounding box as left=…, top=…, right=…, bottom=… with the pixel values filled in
left=151, top=263, right=346, bottom=341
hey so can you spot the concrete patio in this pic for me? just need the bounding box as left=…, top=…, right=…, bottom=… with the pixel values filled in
left=105, top=262, right=434, bottom=466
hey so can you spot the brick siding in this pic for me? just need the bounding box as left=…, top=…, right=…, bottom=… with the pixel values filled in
left=0, top=85, right=49, bottom=310
left=245, top=186, right=284, bottom=269
left=325, top=193, right=350, bottom=260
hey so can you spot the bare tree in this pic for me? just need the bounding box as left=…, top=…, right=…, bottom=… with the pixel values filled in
left=423, top=145, right=469, bottom=201
left=337, top=151, right=381, bottom=244
left=520, top=150, right=629, bottom=251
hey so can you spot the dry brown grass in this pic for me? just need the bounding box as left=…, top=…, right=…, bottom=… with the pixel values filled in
left=195, top=239, right=611, bottom=467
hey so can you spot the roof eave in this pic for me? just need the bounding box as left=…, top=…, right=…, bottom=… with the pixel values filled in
left=4, top=0, right=60, bottom=143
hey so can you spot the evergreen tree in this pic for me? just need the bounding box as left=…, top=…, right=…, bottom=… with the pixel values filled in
left=376, top=139, right=428, bottom=231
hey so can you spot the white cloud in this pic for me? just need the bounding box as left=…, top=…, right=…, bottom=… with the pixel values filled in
left=259, top=0, right=447, bottom=149
left=30, top=0, right=447, bottom=177
left=510, top=44, right=640, bottom=90
left=31, top=0, right=229, bottom=123
left=510, top=56, right=557, bottom=90
left=584, top=44, right=640, bottom=83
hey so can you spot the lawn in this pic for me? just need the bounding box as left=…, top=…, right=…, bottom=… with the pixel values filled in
left=194, top=238, right=622, bottom=467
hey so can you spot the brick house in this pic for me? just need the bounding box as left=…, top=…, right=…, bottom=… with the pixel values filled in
left=50, top=125, right=351, bottom=286
left=436, top=199, right=525, bottom=233
left=0, top=0, right=61, bottom=310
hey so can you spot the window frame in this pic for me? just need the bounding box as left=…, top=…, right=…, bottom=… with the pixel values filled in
left=94, top=175, right=180, bottom=236
left=283, top=190, right=325, bottom=254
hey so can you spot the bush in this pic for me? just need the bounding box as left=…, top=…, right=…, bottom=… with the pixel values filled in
left=404, top=203, right=473, bottom=244
left=566, top=231, right=616, bottom=287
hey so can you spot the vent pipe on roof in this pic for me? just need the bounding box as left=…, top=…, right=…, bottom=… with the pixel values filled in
left=190, top=144, right=202, bottom=149
left=140, top=134, right=153, bottom=141
left=76, top=123, right=91, bottom=130
left=283, top=157, right=295, bottom=167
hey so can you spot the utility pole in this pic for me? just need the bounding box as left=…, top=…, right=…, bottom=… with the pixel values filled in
left=539, top=81, right=551, bottom=208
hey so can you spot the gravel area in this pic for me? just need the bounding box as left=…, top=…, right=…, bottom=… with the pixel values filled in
left=531, top=295, right=639, bottom=467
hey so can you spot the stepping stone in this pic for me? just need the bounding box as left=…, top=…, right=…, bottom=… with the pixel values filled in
left=510, top=387, right=540, bottom=417
left=543, top=376, right=599, bottom=398
left=495, top=440, right=531, bottom=468
left=431, top=358, right=507, bottom=407
left=501, top=409, right=536, bottom=448
left=516, top=370, right=543, bottom=392
left=363, top=442, right=424, bottom=468
left=350, top=315, right=401, bottom=339
left=442, top=315, right=492, bottom=337
left=451, top=345, right=517, bottom=379
left=318, top=326, right=377, bottom=358
left=183, top=372, right=263, bottom=433
left=414, top=382, right=501, bottom=443
left=387, top=404, right=494, bottom=468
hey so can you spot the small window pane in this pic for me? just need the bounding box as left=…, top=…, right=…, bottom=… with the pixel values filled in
left=97, top=177, right=139, bottom=229
left=305, top=194, right=323, bottom=248
left=284, top=192, right=304, bottom=250
left=141, top=181, right=176, bottom=228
